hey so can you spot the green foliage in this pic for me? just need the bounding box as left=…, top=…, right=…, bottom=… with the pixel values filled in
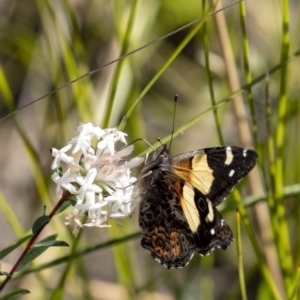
left=17, top=234, right=68, bottom=271
left=32, top=216, right=50, bottom=234
left=0, top=235, right=32, bottom=260
left=0, top=288, right=30, bottom=300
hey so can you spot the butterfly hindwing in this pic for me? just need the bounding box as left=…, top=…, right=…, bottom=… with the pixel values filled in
left=194, top=208, right=233, bottom=257
left=173, top=181, right=234, bottom=256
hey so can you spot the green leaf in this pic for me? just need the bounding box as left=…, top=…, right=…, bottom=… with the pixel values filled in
left=56, top=165, right=63, bottom=177
left=36, top=234, right=58, bottom=244
left=0, top=271, right=9, bottom=276
left=0, top=234, right=32, bottom=259
left=16, top=234, right=57, bottom=271
left=69, top=195, right=77, bottom=207
left=55, top=199, right=72, bottom=214
left=0, top=289, right=30, bottom=299
left=32, top=215, right=50, bottom=234
left=33, top=240, right=68, bottom=248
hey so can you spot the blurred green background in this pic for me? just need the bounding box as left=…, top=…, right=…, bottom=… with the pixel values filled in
left=0, top=0, right=300, bottom=299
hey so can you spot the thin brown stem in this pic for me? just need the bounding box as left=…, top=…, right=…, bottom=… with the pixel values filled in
left=0, top=190, right=71, bottom=293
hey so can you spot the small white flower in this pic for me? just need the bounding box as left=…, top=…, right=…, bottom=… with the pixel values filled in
left=103, top=127, right=128, bottom=143
left=74, top=168, right=102, bottom=202
left=51, top=122, right=143, bottom=235
left=51, top=144, right=77, bottom=170
left=76, top=123, right=105, bottom=139
left=106, top=182, right=136, bottom=219
left=65, top=209, right=84, bottom=236
left=81, top=148, right=97, bottom=171
left=84, top=217, right=111, bottom=228
left=51, top=168, right=77, bottom=194
left=69, top=124, right=95, bottom=155
left=97, top=127, right=127, bottom=154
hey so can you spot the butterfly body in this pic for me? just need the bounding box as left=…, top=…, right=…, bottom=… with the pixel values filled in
left=138, top=145, right=258, bottom=268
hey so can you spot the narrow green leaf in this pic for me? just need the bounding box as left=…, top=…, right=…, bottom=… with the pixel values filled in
left=16, top=235, right=57, bottom=271
left=32, top=215, right=50, bottom=234
left=0, top=234, right=32, bottom=260
left=0, top=289, right=30, bottom=300
left=33, top=240, right=68, bottom=248
left=36, top=234, right=58, bottom=244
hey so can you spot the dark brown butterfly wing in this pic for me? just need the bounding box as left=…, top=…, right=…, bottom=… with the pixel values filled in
left=139, top=175, right=196, bottom=268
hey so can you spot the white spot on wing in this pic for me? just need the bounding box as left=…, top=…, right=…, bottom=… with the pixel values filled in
left=210, top=229, right=215, bottom=235
left=229, top=169, right=235, bottom=177
left=225, top=146, right=233, bottom=165
left=243, top=148, right=247, bottom=157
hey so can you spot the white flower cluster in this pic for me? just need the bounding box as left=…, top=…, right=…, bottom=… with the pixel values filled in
left=51, top=123, right=143, bottom=236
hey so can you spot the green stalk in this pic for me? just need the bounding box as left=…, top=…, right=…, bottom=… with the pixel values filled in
left=232, top=190, right=282, bottom=300
left=103, top=0, right=140, bottom=128
left=239, top=1, right=258, bottom=148
left=202, top=0, right=223, bottom=145
left=103, top=1, right=141, bottom=295
left=236, top=209, right=247, bottom=300
left=273, top=0, right=293, bottom=296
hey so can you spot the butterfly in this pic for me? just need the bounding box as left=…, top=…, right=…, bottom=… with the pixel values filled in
left=138, top=145, right=258, bottom=268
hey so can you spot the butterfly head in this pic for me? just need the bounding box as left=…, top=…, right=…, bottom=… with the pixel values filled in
left=142, top=145, right=173, bottom=174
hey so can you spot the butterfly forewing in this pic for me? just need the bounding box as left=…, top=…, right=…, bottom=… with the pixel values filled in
left=172, top=146, right=258, bottom=205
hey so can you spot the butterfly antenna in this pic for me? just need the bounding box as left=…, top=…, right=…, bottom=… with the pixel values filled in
left=168, top=94, right=178, bottom=151
left=157, top=137, right=163, bottom=147
left=126, top=138, right=156, bottom=152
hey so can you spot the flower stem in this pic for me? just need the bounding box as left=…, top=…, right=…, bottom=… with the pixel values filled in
left=0, top=190, right=71, bottom=293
